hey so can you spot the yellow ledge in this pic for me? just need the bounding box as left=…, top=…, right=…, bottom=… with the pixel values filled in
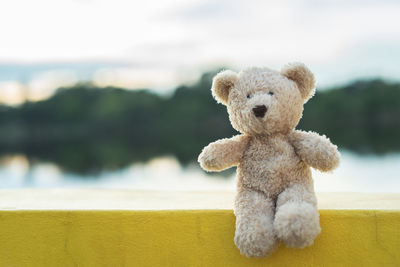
left=0, top=190, right=399, bottom=267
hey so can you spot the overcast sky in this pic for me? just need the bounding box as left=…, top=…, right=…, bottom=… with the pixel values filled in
left=0, top=0, right=399, bottom=104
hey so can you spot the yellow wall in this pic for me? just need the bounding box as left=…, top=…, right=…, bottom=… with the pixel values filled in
left=0, top=210, right=399, bottom=266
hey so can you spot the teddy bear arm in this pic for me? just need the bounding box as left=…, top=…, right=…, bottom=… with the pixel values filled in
left=198, top=134, right=250, bottom=172
left=289, top=130, right=340, bottom=172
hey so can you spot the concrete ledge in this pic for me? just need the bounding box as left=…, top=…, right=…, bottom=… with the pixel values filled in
left=1, top=189, right=399, bottom=210
left=0, top=190, right=399, bottom=266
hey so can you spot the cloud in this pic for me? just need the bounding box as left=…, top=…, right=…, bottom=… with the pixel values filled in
left=0, top=0, right=399, bottom=102
left=170, top=0, right=240, bottom=21
left=0, top=69, right=82, bottom=104
left=0, top=62, right=129, bottom=82
left=27, top=70, right=78, bottom=101
left=0, top=81, right=26, bottom=105
left=93, top=67, right=190, bottom=91
left=0, top=0, right=199, bottom=62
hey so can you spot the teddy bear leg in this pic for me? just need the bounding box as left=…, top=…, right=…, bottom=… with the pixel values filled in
left=234, top=188, right=278, bottom=257
left=273, top=183, right=321, bottom=248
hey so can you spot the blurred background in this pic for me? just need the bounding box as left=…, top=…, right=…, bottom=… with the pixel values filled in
left=0, top=0, right=399, bottom=192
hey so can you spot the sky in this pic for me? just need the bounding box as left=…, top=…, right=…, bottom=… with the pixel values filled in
left=0, top=0, right=399, bottom=105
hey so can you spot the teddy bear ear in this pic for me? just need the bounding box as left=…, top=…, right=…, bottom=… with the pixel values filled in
left=211, top=70, right=238, bottom=105
left=281, top=62, right=316, bottom=102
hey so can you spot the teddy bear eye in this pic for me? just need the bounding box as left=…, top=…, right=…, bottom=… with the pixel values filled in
left=268, top=92, right=274, bottom=96
left=246, top=94, right=251, bottom=99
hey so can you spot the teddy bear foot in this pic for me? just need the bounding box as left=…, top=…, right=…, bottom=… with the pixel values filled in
left=273, top=202, right=321, bottom=248
left=234, top=189, right=279, bottom=257
left=234, top=227, right=278, bottom=257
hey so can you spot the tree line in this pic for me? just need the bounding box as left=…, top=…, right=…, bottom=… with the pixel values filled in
left=0, top=71, right=398, bottom=174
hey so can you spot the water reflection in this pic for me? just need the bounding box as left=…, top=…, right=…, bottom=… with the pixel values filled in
left=1, top=151, right=399, bottom=192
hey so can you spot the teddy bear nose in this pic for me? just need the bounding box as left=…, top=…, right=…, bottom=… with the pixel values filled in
left=252, top=105, right=267, bottom=118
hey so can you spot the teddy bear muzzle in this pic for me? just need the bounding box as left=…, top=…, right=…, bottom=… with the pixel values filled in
left=252, top=105, right=267, bottom=118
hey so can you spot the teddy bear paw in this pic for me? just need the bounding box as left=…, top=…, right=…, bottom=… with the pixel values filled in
left=234, top=227, right=278, bottom=257
left=274, top=202, right=321, bottom=248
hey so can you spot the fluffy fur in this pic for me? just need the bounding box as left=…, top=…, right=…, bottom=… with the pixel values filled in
left=198, top=63, right=340, bottom=258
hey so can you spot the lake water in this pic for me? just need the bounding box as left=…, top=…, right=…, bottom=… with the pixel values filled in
left=0, top=150, right=399, bottom=192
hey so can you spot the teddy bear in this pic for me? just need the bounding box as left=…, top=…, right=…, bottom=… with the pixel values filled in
left=198, top=63, right=340, bottom=258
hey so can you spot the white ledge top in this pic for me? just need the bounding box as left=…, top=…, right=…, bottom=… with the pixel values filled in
left=0, top=189, right=399, bottom=210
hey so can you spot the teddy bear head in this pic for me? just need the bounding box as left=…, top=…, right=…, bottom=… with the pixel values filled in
left=211, top=63, right=316, bottom=136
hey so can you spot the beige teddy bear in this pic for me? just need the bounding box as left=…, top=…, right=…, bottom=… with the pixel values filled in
left=198, top=63, right=340, bottom=258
